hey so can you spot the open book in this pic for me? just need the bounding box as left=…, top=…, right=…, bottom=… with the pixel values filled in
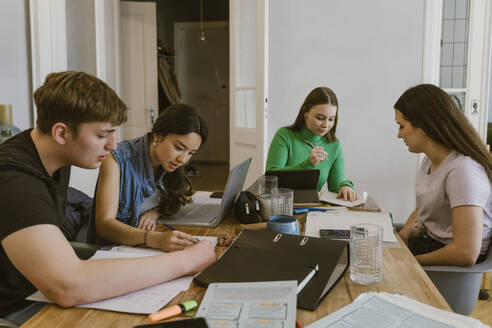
left=319, top=190, right=368, bottom=207
left=306, top=292, right=488, bottom=328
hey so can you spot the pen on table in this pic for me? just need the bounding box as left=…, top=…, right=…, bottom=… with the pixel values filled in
left=294, top=206, right=329, bottom=212
left=148, top=300, right=198, bottom=322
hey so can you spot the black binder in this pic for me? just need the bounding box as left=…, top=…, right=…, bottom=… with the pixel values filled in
left=194, top=229, right=349, bottom=311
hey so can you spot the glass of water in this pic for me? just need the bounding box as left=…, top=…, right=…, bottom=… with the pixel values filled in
left=259, top=175, right=278, bottom=196
left=258, top=175, right=278, bottom=220
left=271, top=188, right=294, bottom=216
left=349, top=223, right=383, bottom=285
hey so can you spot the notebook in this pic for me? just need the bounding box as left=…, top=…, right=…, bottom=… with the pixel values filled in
left=265, top=169, right=320, bottom=204
left=161, top=157, right=251, bottom=227
left=194, top=229, right=349, bottom=311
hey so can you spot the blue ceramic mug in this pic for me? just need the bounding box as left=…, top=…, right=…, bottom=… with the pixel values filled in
left=267, top=215, right=300, bottom=235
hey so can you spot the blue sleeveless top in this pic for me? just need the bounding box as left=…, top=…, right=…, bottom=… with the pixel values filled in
left=111, top=133, right=165, bottom=227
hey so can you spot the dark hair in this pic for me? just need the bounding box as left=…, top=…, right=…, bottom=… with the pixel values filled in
left=33, top=71, right=127, bottom=135
left=286, top=87, right=339, bottom=142
left=152, top=104, right=208, bottom=216
left=394, top=84, right=492, bottom=182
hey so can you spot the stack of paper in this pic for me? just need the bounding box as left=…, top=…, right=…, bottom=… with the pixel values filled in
left=196, top=281, right=297, bottom=328
left=305, top=210, right=398, bottom=243
left=26, top=246, right=199, bottom=314
left=306, top=292, right=489, bottom=328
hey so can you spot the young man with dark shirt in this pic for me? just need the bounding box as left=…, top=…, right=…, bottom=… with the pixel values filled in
left=0, top=72, right=215, bottom=325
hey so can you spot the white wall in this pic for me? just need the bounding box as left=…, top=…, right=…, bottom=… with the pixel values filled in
left=0, top=0, right=33, bottom=130
left=269, top=0, right=424, bottom=222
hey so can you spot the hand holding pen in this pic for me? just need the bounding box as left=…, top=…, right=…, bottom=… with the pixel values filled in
left=305, top=140, right=327, bottom=166
left=308, top=145, right=327, bottom=166
left=147, top=221, right=198, bottom=251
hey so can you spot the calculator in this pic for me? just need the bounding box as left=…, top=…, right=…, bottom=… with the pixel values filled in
left=319, top=229, right=350, bottom=239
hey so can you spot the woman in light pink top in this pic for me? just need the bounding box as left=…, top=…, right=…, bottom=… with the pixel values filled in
left=394, top=84, right=492, bottom=266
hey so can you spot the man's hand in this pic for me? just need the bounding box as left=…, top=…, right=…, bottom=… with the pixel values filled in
left=182, top=240, right=216, bottom=274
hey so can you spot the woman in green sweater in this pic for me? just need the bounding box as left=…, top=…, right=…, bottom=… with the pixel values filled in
left=266, top=87, right=358, bottom=201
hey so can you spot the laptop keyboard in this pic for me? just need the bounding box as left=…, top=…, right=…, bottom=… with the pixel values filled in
left=164, top=203, right=219, bottom=223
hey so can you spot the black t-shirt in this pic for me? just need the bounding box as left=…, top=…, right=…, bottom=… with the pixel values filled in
left=0, top=130, right=70, bottom=317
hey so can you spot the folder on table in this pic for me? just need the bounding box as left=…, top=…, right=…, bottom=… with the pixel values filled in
left=193, top=229, right=349, bottom=311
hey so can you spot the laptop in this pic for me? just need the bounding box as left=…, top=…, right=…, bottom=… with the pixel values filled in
left=265, top=169, right=320, bottom=205
left=161, top=157, right=252, bottom=227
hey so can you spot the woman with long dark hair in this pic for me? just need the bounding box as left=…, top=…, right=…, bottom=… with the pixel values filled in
left=94, top=104, right=208, bottom=251
left=266, top=87, right=358, bottom=201
left=395, top=84, right=492, bottom=266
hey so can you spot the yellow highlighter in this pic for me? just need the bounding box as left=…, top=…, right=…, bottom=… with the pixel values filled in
left=148, top=300, right=198, bottom=322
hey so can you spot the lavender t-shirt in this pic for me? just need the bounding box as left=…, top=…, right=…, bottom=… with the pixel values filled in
left=415, top=151, right=492, bottom=255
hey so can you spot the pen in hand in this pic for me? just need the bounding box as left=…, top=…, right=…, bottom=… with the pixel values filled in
left=161, top=221, right=199, bottom=244
left=161, top=221, right=177, bottom=231
left=304, top=139, right=315, bottom=148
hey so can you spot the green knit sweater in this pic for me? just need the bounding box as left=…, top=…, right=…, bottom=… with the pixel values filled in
left=266, top=127, right=353, bottom=192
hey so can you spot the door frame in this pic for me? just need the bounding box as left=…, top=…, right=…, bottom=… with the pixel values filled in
left=29, top=0, right=121, bottom=114
left=29, top=0, right=68, bottom=122
left=422, top=0, right=492, bottom=140
left=229, top=0, right=269, bottom=187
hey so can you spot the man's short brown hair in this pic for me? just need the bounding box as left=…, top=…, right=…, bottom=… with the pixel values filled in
left=33, top=71, right=127, bottom=134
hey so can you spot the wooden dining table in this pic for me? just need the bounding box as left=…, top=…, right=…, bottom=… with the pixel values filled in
left=21, top=201, right=451, bottom=327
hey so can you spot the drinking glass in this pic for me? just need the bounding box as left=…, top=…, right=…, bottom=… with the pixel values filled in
left=258, top=175, right=278, bottom=219
left=259, top=175, right=278, bottom=196
left=349, top=223, right=383, bottom=285
left=271, top=188, right=294, bottom=216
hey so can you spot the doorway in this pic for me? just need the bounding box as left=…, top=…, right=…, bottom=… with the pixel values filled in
left=174, top=21, right=229, bottom=163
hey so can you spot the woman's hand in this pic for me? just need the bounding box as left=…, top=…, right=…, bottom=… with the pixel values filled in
left=152, top=231, right=198, bottom=252
left=137, top=208, right=160, bottom=231
left=337, top=185, right=359, bottom=202
left=398, top=226, right=418, bottom=246
left=309, top=146, right=328, bottom=166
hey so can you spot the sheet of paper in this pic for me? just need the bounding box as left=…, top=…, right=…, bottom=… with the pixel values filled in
left=306, top=292, right=488, bottom=328
left=26, top=250, right=193, bottom=314
left=196, top=281, right=297, bottom=328
left=319, top=190, right=368, bottom=207
left=305, top=210, right=398, bottom=243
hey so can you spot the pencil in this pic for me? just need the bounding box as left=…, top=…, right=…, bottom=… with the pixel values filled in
left=161, top=221, right=177, bottom=231
left=296, top=320, right=303, bottom=328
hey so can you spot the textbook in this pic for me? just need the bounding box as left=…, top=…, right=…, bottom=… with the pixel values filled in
left=306, top=292, right=489, bottom=328
left=194, top=229, right=349, bottom=311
